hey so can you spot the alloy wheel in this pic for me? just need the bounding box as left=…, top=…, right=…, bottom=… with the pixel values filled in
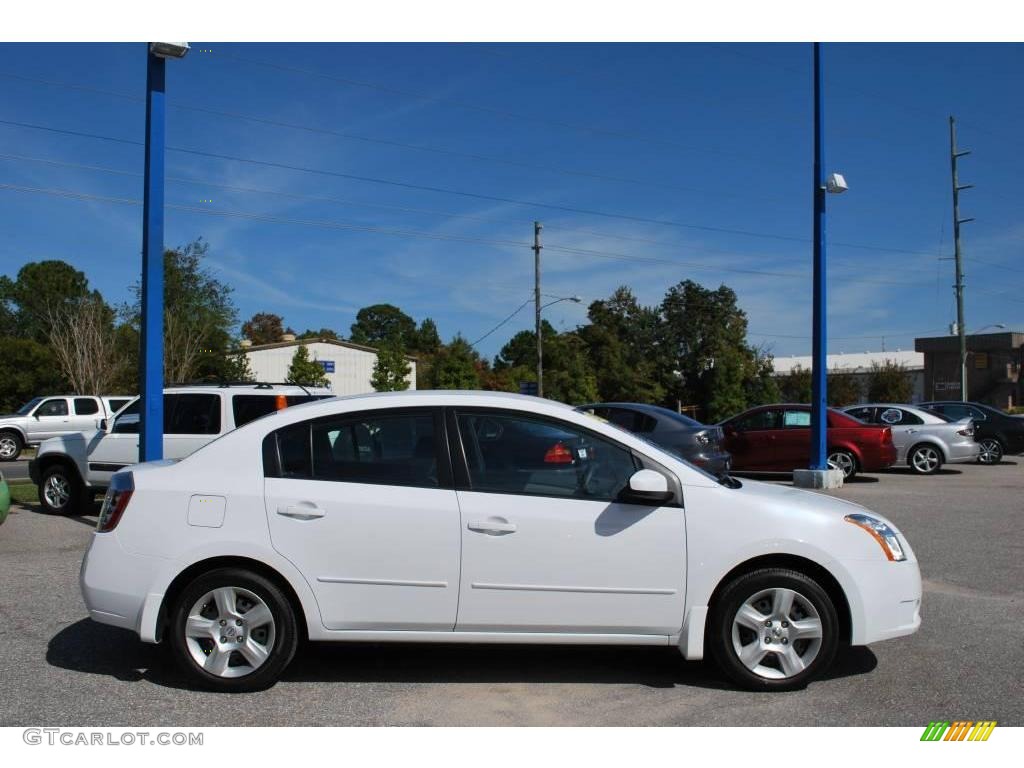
left=184, top=586, right=276, bottom=678
left=911, top=446, right=941, bottom=474
left=43, top=474, right=71, bottom=510
left=731, top=587, right=823, bottom=680
left=978, top=439, right=1002, bottom=465
left=827, top=451, right=855, bottom=478
left=0, top=436, right=17, bottom=460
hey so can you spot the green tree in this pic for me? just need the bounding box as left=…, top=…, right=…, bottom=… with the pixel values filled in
left=371, top=339, right=412, bottom=392
left=867, top=361, right=913, bottom=402
left=414, top=318, right=442, bottom=355
left=222, top=350, right=256, bottom=383
left=0, top=337, right=65, bottom=412
left=429, top=336, right=481, bottom=389
left=579, top=287, right=665, bottom=404
left=494, top=322, right=597, bottom=403
left=778, top=364, right=813, bottom=403
left=828, top=368, right=863, bottom=406
left=241, top=312, right=285, bottom=345
left=4, top=260, right=93, bottom=342
left=285, top=344, right=329, bottom=387
left=350, top=304, right=417, bottom=348
left=743, top=349, right=781, bottom=407
left=296, top=327, right=339, bottom=340
left=128, top=239, right=238, bottom=383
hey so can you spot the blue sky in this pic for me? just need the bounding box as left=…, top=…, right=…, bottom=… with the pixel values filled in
left=1, top=42, right=1021, bottom=361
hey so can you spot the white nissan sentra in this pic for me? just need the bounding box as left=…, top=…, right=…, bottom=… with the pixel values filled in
left=81, top=391, right=921, bottom=692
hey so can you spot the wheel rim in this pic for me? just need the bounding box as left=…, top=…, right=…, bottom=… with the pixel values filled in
left=827, top=452, right=855, bottom=477
left=911, top=446, right=940, bottom=473
left=731, top=587, right=823, bottom=680
left=43, top=474, right=70, bottom=509
left=0, top=437, right=17, bottom=459
left=184, top=586, right=276, bottom=678
left=979, top=440, right=1001, bottom=464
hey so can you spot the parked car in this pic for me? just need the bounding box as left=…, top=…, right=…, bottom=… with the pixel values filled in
left=918, top=401, right=1024, bottom=465
left=30, top=384, right=330, bottom=514
left=719, top=404, right=897, bottom=479
left=841, top=404, right=979, bottom=474
left=577, top=402, right=731, bottom=476
left=0, top=394, right=133, bottom=461
left=80, top=391, right=921, bottom=692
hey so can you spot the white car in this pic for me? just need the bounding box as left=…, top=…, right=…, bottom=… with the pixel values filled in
left=0, top=394, right=133, bottom=461
left=80, top=391, right=921, bottom=692
left=32, top=384, right=330, bottom=514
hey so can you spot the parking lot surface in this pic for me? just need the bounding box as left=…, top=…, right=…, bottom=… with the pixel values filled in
left=1, top=461, right=1021, bottom=726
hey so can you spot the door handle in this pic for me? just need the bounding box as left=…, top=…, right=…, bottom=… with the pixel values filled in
left=467, top=519, right=517, bottom=534
left=277, top=504, right=326, bottom=520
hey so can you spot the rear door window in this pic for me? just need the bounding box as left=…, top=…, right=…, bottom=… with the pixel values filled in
left=164, top=394, right=221, bottom=435
left=74, top=398, right=100, bottom=416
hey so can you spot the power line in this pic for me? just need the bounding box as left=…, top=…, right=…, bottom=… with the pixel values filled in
left=0, top=118, right=964, bottom=259
left=0, top=70, right=785, bottom=204
left=470, top=297, right=535, bottom=346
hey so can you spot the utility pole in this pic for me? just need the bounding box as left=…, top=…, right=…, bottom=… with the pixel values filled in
left=949, top=116, right=974, bottom=402
left=533, top=221, right=543, bottom=398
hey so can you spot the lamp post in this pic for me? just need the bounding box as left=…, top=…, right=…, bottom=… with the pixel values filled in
left=140, top=42, right=188, bottom=462
left=808, top=42, right=848, bottom=476
left=536, top=294, right=582, bottom=398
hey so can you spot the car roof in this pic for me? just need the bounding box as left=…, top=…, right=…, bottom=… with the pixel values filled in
left=579, top=402, right=704, bottom=426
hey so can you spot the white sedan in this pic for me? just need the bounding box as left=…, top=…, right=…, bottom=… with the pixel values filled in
left=81, top=391, right=921, bottom=692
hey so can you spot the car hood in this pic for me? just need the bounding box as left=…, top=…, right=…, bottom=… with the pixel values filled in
left=730, top=475, right=900, bottom=530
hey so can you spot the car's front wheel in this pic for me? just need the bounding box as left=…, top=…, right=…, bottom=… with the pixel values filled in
left=0, top=431, right=22, bottom=462
left=39, top=464, right=82, bottom=515
left=977, top=438, right=1003, bottom=465
left=168, top=568, right=298, bottom=692
left=709, top=568, right=839, bottom=691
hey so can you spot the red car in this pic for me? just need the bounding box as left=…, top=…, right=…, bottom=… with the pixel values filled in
left=719, top=404, right=897, bottom=479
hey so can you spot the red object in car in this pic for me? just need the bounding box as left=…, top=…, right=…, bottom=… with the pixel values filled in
left=719, top=404, right=897, bottom=477
left=543, top=442, right=574, bottom=464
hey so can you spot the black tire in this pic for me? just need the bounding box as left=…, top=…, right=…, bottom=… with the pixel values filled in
left=708, top=567, right=840, bottom=692
left=168, top=568, right=298, bottom=692
left=0, top=430, right=22, bottom=462
left=977, top=438, right=1003, bottom=465
left=907, top=443, right=943, bottom=475
left=38, top=463, right=83, bottom=515
left=827, top=449, right=859, bottom=480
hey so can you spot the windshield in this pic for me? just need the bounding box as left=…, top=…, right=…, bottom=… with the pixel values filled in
left=16, top=397, right=43, bottom=415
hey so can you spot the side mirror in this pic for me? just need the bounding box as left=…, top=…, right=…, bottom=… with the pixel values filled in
left=34, top=412, right=41, bottom=420
left=98, top=419, right=108, bottom=432
left=619, top=469, right=674, bottom=505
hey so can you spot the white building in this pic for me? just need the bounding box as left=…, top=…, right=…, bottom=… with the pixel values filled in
left=771, top=349, right=925, bottom=403
left=235, top=336, right=417, bottom=395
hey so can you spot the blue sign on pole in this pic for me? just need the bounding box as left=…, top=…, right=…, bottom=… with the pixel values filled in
left=140, top=48, right=166, bottom=462
left=318, top=360, right=336, bottom=373
left=810, top=42, right=829, bottom=470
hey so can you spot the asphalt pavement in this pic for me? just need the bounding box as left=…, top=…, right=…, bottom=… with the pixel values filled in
left=0, top=460, right=1021, bottom=726
left=0, top=457, right=31, bottom=483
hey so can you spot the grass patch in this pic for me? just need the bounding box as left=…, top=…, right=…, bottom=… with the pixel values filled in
left=8, top=482, right=38, bottom=505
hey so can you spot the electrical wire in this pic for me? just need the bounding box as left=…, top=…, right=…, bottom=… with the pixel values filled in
left=469, top=297, right=536, bottom=346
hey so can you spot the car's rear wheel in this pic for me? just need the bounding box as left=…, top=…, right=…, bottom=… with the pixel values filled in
left=169, top=568, right=298, bottom=692
left=908, top=444, right=942, bottom=475
left=827, top=449, right=858, bottom=479
left=977, top=438, right=1003, bottom=465
left=709, top=568, right=839, bottom=691
left=39, top=464, right=82, bottom=515
left=0, top=431, right=22, bottom=462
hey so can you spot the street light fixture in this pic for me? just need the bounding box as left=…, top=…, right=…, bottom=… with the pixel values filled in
left=536, top=295, right=582, bottom=398
left=139, top=42, right=188, bottom=462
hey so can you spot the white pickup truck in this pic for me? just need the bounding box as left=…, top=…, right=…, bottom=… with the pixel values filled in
left=30, top=384, right=331, bottom=514
left=0, top=395, right=133, bottom=461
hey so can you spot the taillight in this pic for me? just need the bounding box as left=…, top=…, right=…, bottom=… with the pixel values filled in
left=957, top=427, right=974, bottom=437
left=543, top=442, right=574, bottom=464
left=881, top=427, right=893, bottom=445
left=97, top=473, right=134, bottom=532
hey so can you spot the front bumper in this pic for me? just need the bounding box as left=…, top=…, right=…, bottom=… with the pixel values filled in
left=80, top=530, right=164, bottom=638
left=842, top=556, right=922, bottom=645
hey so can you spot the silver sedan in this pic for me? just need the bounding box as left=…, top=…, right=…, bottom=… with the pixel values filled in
left=841, top=404, right=980, bottom=475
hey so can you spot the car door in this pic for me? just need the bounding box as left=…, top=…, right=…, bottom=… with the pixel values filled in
left=163, top=393, right=223, bottom=459
left=70, top=397, right=102, bottom=435
left=451, top=408, right=686, bottom=636
left=724, top=409, right=782, bottom=470
left=85, top=399, right=141, bottom=484
left=263, top=407, right=462, bottom=631
left=27, top=397, right=71, bottom=441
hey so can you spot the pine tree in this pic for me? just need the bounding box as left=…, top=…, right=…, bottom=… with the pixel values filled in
left=371, top=339, right=412, bottom=392
left=285, top=344, right=329, bottom=387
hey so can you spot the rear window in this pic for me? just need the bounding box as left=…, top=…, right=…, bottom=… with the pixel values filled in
left=232, top=394, right=325, bottom=428
left=74, top=398, right=100, bottom=416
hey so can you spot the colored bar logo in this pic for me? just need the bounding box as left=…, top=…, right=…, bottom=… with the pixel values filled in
left=921, top=721, right=997, bottom=741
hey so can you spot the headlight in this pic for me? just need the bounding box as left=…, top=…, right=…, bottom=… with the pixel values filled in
left=844, top=513, right=906, bottom=561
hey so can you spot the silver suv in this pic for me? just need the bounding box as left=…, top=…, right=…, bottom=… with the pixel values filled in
left=30, top=384, right=331, bottom=514
left=0, top=395, right=133, bottom=461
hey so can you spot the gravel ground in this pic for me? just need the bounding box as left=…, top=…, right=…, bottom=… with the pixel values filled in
left=0, top=460, right=1020, bottom=726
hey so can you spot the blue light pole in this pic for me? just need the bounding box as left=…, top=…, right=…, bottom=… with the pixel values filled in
left=809, top=41, right=828, bottom=470
left=140, top=43, right=188, bottom=462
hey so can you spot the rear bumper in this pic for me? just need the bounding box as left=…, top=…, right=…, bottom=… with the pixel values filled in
left=80, top=530, right=163, bottom=638
left=945, top=440, right=981, bottom=463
